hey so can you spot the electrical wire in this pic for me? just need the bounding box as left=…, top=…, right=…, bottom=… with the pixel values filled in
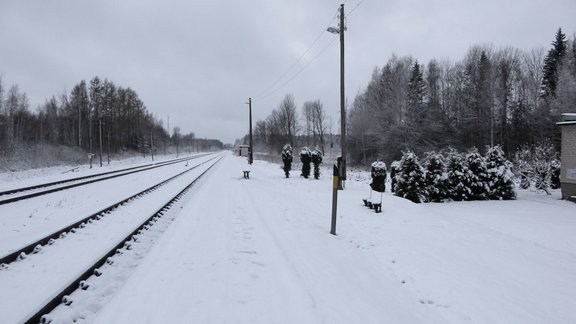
left=347, top=0, right=366, bottom=17
left=252, top=0, right=366, bottom=102
left=252, top=12, right=339, bottom=101
left=257, top=36, right=339, bottom=101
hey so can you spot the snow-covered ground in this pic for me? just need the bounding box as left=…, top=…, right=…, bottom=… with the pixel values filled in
left=1, top=151, right=575, bottom=323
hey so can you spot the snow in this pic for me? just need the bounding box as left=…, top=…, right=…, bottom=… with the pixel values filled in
left=371, top=160, right=387, bottom=170
left=1, top=152, right=576, bottom=323
left=0, top=154, right=217, bottom=258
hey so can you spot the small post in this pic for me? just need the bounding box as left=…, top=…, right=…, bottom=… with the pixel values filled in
left=98, top=119, right=103, bottom=167
left=330, top=164, right=339, bottom=235
left=150, top=131, right=154, bottom=162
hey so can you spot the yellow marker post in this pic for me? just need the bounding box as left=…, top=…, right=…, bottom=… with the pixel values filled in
left=330, top=164, right=339, bottom=235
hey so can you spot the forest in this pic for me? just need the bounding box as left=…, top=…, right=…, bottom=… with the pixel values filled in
left=347, top=28, right=576, bottom=164
left=0, top=76, right=223, bottom=168
left=250, top=29, right=576, bottom=166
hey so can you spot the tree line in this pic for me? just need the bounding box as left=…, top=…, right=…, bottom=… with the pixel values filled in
left=348, top=28, right=576, bottom=165
left=251, top=94, right=331, bottom=155
left=0, top=76, right=223, bottom=161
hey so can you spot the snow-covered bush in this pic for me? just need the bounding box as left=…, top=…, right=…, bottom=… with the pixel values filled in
left=512, top=141, right=560, bottom=194
left=423, top=151, right=447, bottom=202
left=300, top=146, right=312, bottom=178
left=485, top=145, right=516, bottom=200
left=466, top=149, right=489, bottom=200
left=514, top=147, right=532, bottom=189
left=370, top=160, right=387, bottom=192
left=281, top=144, right=293, bottom=178
left=311, top=147, right=322, bottom=179
left=550, top=159, right=561, bottom=189
left=445, top=149, right=472, bottom=201
left=389, top=160, right=400, bottom=193
left=394, top=151, right=427, bottom=203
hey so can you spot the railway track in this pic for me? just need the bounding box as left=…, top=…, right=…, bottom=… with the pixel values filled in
left=0, top=154, right=221, bottom=265
left=0, top=154, right=223, bottom=324
left=0, top=154, right=209, bottom=206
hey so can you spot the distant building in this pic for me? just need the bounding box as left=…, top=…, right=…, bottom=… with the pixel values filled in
left=557, top=113, right=576, bottom=201
left=238, top=145, right=250, bottom=157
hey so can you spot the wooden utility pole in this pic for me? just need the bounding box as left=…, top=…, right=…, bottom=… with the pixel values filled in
left=339, top=3, right=347, bottom=185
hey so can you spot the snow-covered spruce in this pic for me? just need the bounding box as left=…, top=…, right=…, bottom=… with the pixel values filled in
left=485, top=145, right=516, bottom=200
left=311, top=147, right=322, bottom=179
left=512, top=141, right=560, bottom=194
left=445, top=148, right=472, bottom=201
left=466, top=148, right=490, bottom=201
left=281, top=144, right=293, bottom=178
left=300, top=147, right=312, bottom=179
left=369, top=160, right=387, bottom=193
left=394, top=151, right=427, bottom=203
left=550, top=159, right=561, bottom=189
left=423, top=151, right=447, bottom=202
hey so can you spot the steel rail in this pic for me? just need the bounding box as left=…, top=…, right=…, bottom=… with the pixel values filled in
left=0, top=154, right=211, bottom=206
left=25, top=155, right=222, bottom=324
left=0, top=155, right=221, bottom=266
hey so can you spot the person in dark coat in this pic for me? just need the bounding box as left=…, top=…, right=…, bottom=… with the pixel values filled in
left=281, top=144, right=293, bottom=178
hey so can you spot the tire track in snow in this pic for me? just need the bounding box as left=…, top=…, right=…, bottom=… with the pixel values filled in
left=237, top=174, right=324, bottom=323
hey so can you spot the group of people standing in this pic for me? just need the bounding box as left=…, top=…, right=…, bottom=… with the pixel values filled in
left=281, top=144, right=322, bottom=179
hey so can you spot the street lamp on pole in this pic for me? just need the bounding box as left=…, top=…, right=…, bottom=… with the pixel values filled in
left=327, top=3, right=347, bottom=187
left=328, top=3, right=346, bottom=235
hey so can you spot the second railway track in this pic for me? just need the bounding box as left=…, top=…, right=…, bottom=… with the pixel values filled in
left=0, top=154, right=222, bottom=265
left=0, top=154, right=209, bottom=206
left=0, top=154, right=224, bottom=324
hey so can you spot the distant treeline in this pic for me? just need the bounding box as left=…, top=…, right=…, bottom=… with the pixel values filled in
left=0, top=76, right=223, bottom=159
left=347, top=28, right=576, bottom=163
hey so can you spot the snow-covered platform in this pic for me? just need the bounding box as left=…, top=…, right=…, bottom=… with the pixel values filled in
left=85, top=152, right=576, bottom=323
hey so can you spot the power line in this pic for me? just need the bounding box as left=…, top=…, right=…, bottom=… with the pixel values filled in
left=347, top=0, right=366, bottom=17
left=253, top=12, right=339, bottom=101
left=252, top=0, right=366, bottom=103
left=257, top=36, right=339, bottom=101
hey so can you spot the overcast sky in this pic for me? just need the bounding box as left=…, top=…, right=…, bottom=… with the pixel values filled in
left=1, top=0, right=575, bottom=144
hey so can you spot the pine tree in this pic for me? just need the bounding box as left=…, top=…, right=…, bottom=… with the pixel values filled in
left=445, top=149, right=472, bottom=201
left=485, top=145, right=516, bottom=200
left=394, top=151, right=428, bottom=203
left=541, top=28, right=568, bottom=99
left=423, top=151, right=447, bottom=202
left=466, top=148, right=489, bottom=200
left=407, top=61, right=427, bottom=126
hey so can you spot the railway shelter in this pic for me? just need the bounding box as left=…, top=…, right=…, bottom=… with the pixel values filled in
left=557, top=113, right=576, bottom=201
